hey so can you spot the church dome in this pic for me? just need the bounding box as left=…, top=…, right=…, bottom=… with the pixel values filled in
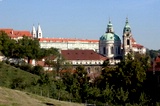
left=100, top=33, right=121, bottom=41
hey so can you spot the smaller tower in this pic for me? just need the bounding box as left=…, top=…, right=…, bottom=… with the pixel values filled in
left=37, top=23, right=43, bottom=38
left=31, top=24, right=36, bottom=38
left=123, top=18, right=132, bottom=56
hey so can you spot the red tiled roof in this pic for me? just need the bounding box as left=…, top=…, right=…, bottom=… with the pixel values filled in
left=14, top=30, right=32, bottom=37
left=0, top=28, right=32, bottom=38
left=37, top=61, right=45, bottom=66
left=132, top=44, right=144, bottom=48
left=39, top=38, right=99, bottom=43
left=61, top=50, right=107, bottom=60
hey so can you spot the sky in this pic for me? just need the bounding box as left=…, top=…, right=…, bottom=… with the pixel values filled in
left=0, top=0, right=160, bottom=50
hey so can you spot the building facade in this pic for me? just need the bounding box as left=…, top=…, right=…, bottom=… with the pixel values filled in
left=39, top=38, right=99, bottom=52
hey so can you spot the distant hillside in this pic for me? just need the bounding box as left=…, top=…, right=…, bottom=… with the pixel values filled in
left=0, top=87, right=83, bottom=106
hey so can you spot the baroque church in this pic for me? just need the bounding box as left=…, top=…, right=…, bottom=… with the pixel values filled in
left=99, top=18, right=146, bottom=64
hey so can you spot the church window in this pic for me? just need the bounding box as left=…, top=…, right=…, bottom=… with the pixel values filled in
left=127, top=39, right=130, bottom=45
left=103, top=47, right=106, bottom=54
left=116, top=47, right=118, bottom=54
left=39, top=33, right=41, bottom=37
left=111, top=47, right=114, bottom=54
left=118, top=46, right=121, bottom=54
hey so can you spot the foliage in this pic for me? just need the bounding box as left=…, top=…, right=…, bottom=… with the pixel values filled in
left=10, top=77, right=26, bottom=89
left=31, top=65, right=44, bottom=75
left=147, top=49, right=160, bottom=59
left=0, top=31, right=18, bottom=58
left=17, top=36, right=40, bottom=63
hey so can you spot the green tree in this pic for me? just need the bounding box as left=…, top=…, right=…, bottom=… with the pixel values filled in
left=110, top=55, right=148, bottom=104
left=97, top=54, right=149, bottom=105
left=74, top=66, right=90, bottom=103
left=18, top=36, right=40, bottom=63
left=0, top=31, right=17, bottom=58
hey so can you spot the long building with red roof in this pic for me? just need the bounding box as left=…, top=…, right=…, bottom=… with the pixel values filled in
left=0, top=28, right=32, bottom=40
left=30, top=49, right=107, bottom=73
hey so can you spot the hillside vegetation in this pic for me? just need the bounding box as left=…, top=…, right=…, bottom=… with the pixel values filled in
left=0, top=62, right=39, bottom=89
left=0, top=62, right=83, bottom=106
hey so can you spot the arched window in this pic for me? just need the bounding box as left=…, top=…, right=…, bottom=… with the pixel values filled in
left=127, top=39, right=130, bottom=45
left=103, top=47, right=106, bottom=54
left=111, top=47, right=114, bottom=54
left=118, top=46, right=121, bottom=54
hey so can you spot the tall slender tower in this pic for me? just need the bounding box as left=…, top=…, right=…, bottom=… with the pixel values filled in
left=123, top=18, right=132, bottom=56
left=37, top=24, right=43, bottom=38
left=31, top=24, right=36, bottom=38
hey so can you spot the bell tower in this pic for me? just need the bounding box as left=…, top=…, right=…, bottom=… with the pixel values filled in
left=37, top=23, right=43, bottom=38
left=123, top=18, right=132, bottom=56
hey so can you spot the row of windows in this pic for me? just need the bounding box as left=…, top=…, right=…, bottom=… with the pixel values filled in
left=65, top=61, right=103, bottom=65
left=41, top=42, right=98, bottom=46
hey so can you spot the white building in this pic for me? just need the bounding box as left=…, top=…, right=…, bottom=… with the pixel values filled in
left=39, top=38, right=99, bottom=51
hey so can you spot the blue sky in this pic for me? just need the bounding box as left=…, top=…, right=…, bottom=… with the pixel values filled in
left=0, top=0, right=159, bottom=50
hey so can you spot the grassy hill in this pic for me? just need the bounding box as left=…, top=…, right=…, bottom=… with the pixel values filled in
left=0, top=62, right=39, bottom=88
left=0, top=87, right=84, bottom=106
left=0, top=62, right=84, bottom=106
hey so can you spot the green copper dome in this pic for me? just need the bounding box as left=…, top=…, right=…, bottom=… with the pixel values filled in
left=100, top=33, right=121, bottom=41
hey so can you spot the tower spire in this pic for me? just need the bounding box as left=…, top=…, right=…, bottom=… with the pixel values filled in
left=32, top=24, right=36, bottom=38
left=106, top=18, right=114, bottom=33
left=37, top=23, right=42, bottom=38
left=125, top=17, right=129, bottom=26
